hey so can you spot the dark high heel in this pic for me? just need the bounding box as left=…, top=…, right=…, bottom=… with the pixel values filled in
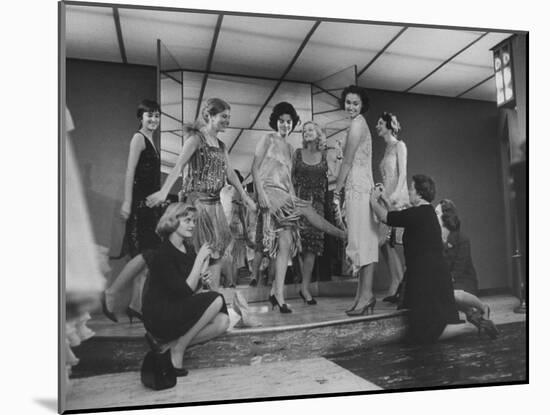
left=299, top=290, right=317, bottom=305
left=126, top=307, right=143, bottom=324
left=346, top=297, right=376, bottom=316
left=269, top=294, right=292, bottom=313
left=466, top=309, right=499, bottom=339
left=249, top=278, right=258, bottom=287
left=101, top=292, right=118, bottom=323
left=382, top=294, right=399, bottom=304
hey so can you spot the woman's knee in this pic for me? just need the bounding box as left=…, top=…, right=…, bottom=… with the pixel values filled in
left=215, top=313, right=230, bottom=333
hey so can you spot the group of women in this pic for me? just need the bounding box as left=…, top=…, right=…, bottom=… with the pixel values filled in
left=101, top=85, right=498, bottom=376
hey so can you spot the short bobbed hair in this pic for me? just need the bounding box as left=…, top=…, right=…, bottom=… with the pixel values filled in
left=339, top=85, right=370, bottom=114
left=156, top=202, right=197, bottom=239
left=201, top=98, right=231, bottom=123
left=268, top=101, right=301, bottom=132
left=380, top=112, right=402, bottom=137
left=412, top=174, right=436, bottom=203
left=137, top=99, right=161, bottom=120
left=439, top=199, right=461, bottom=231
left=301, top=121, right=325, bottom=149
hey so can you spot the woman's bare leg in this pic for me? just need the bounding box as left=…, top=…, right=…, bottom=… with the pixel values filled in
left=271, top=229, right=292, bottom=305
left=354, top=263, right=375, bottom=309
left=104, top=254, right=147, bottom=310
left=454, top=289, right=488, bottom=314
left=170, top=296, right=227, bottom=368
left=438, top=323, right=476, bottom=341
left=128, top=268, right=147, bottom=312
left=300, top=206, right=346, bottom=239
left=300, top=251, right=316, bottom=301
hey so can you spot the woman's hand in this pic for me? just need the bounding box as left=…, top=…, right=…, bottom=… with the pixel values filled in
left=120, top=200, right=131, bottom=220
left=370, top=186, right=383, bottom=204
left=146, top=190, right=167, bottom=208
left=243, top=194, right=257, bottom=213
left=196, top=243, right=213, bottom=266
left=200, top=269, right=213, bottom=290
left=257, top=188, right=270, bottom=210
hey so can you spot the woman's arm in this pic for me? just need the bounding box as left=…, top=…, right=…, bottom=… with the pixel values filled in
left=251, top=134, right=271, bottom=210
left=146, top=135, right=200, bottom=207
left=121, top=133, right=146, bottom=219
left=370, top=188, right=389, bottom=223
left=389, top=141, right=408, bottom=205
left=334, top=119, right=365, bottom=194
left=224, top=148, right=256, bottom=212
left=185, top=243, right=212, bottom=291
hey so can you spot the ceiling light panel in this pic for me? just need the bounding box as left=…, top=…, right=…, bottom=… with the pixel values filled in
left=460, top=76, right=496, bottom=101
left=65, top=5, right=122, bottom=62
left=212, top=16, right=316, bottom=78
left=119, top=9, right=219, bottom=67
left=288, top=22, right=405, bottom=81
left=360, top=27, right=484, bottom=91
left=409, top=61, right=494, bottom=97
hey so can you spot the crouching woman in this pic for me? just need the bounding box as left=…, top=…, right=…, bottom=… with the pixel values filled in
left=142, top=202, right=229, bottom=375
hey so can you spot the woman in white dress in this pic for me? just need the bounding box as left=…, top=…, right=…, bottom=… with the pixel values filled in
left=334, top=86, right=379, bottom=316
left=375, top=112, right=409, bottom=304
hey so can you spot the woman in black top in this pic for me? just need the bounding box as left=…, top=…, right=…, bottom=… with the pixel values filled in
left=436, top=199, right=497, bottom=335
left=142, top=202, right=229, bottom=374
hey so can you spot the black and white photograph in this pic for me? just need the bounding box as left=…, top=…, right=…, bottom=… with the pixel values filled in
left=48, top=0, right=535, bottom=412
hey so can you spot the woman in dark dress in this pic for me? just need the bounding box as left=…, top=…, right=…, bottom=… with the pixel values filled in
left=291, top=121, right=328, bottom=305
left=142, top=202, right=229, bottom=375
left=107, top=100, right=163, bottom=321
left=370, top=175, right=496, bottom=342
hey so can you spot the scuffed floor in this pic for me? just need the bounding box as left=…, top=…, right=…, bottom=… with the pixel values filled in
left=325, top=321, right=526, bottom=389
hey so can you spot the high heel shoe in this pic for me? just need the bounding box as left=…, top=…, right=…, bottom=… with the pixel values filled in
left=126, top=307, right=143, bottom=324
left=269, top=294, right=292, bottom=313
left=101, top=292, right=118, bottom=323
left=346, top=297, right=376, bottom=316
left=299, top=290, right=317, bottom=305
left=345, top=299, right=359, bottom=313
left=466, top=309, right=499, bottom=339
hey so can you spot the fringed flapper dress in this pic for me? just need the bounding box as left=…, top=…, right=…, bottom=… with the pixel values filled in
left=257, top=134, right=309, bottom=259
left=378, top=140, right=409, bottom=245
left=181, top=128, right=232, bottom=257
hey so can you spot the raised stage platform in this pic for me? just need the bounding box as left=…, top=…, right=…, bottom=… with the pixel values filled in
left=82, top=281, right=525, bottom=375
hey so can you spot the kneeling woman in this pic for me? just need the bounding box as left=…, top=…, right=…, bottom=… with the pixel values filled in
left=371, top=175, right=470, bottom=344
left=142, top=203, right=229, bottom=374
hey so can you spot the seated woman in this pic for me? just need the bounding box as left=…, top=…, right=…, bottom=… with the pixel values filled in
left=436, top=199, right=495, bottom=331
left=141, top=202, right=229, bottom=375
left=370, top=175, right=498, bottom=343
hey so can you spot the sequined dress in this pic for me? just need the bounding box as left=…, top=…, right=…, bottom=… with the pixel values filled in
left=181, top=128, right=232, bottom=256
left=293, top=148, right=327, bottom=256
left=124, top=132, right=162, bottom=257
left=344, top=118, right=378, bottom=272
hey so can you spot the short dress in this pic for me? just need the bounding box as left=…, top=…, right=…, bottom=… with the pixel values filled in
left=378, top=140, right=409, bottom=245
left=292, top=148, right=328, bottom=256
left=387, top=205, right=460, bottom=344
left=181, top=127, right=232, bottom=257
left=142, top=239, right=228, bottom=341
left=257, top=134, right=309, bottom=259
left=123, top=132, right=162, bottom=257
